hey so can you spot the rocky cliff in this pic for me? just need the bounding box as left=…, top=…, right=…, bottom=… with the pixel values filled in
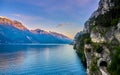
left=74, top=0, right=120, bottom=75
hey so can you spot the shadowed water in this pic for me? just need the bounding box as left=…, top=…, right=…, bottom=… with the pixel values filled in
left=0, top=44, right=86, bottom=75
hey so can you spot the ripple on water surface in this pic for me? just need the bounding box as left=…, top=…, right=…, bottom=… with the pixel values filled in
left=0, top=44, right=86, bottom=75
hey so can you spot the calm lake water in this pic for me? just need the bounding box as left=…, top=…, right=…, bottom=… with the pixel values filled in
left=0, top=44, right=86, bottom=75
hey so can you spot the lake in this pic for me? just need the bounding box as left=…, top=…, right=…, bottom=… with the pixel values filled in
left=0, top=44, right=86, bottom=75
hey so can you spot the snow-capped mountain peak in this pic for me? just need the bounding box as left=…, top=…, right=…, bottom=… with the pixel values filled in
left=0, top=16, right=27, bottom=30
left=31, top=29, right=49, bottom=34
left=0, top=16, right=72, bottom=44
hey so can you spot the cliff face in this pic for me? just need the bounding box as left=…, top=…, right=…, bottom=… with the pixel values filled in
left=74, top=0, right=120, bottom=75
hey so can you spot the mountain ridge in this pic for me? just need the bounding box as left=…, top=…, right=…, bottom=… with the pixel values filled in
left=0, top=16, right=27, bottom=30
left=0, top=16, right=72, bottom=44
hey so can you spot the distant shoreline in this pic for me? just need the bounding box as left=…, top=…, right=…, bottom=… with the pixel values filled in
left=0, top=43, right=71, bottom=45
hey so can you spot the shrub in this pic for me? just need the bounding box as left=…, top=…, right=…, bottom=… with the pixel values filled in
left=91, top=25, right=97, bottom=32
left=96, top=46, right=103, bottom=53
left=74, top=33, right=91, bottom=68
left=95, top=12, right=111, bottom=27
left=111, top=18, right=119, bottom=26
left=111, top=0, right=120, bottom=7
left=90, top=57, right=100, bottom=75
left=95, top=6, right=120, bottom=27
left=91, top=43, right=103, bottom=53
left=108, top=46, right=120, bottom=75
left=84, top=38, right=91, bottom=44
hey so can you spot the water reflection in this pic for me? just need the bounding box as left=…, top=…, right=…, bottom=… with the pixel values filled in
left=0, top=52, right=25, bottom=75
left=0, top=45, right=86, bottom=75
left=44, top=48, right=50, bottom=62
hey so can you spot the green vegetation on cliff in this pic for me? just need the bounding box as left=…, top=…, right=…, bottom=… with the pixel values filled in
left=95, top=7, right=120, bottom=27
left=95, top=0, right=120, bottom=27
left=92, top=43, right=103, bottom=53
left=90, top=57, right=100, bottom=75
left=111, top=0, right=120, bottom=7
left=74, top=33, right=91, bottom=67
left=108, top=46, right=120, bottom=75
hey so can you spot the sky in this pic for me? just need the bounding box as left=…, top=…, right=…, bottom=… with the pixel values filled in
left=0, top=0, right=99, bottom=39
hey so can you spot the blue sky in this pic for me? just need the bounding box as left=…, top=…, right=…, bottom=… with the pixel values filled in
left=0, top=0, right=99, bottom=39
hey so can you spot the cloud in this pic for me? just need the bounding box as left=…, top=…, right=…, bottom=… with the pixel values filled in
left=9, top=13, right=52, bottom=23
left=56, top=23, right=74, bottom=28
left=10, top=14, right=38, bottom=21
left=3, top=0, right=98, bottom=15
left=8, top=0, right=94, bottom=12
left=75, top=0, right=91, bottom=6
left=56, top=24, right=64, bottom=28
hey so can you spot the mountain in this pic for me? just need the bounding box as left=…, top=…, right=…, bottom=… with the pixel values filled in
left=73, top=31, right=83, bottom=44
left=0, top=16, right=72, bottom=44
left=30, top=29, right=72, bottom=43
left=0, top=16, right=27, bottom=30
left=74, top=0, right=120, bottom=75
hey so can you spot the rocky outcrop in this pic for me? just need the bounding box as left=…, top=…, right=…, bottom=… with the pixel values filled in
left=73, top=31, right=83, bottom=44
left=74, top=0, right=120, bottom=75
left=91, top=22, right=120, bottom=44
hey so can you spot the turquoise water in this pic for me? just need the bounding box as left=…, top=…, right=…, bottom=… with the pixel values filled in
left=0, top=44, right=86, bottom=75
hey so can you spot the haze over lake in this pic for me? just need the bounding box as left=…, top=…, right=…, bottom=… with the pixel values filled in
left=0, top=44, right=86, bottom=75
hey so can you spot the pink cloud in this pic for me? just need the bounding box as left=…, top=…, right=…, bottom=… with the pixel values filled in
left=56, top=23, right=74, bottom=28
left=10, top=14, right=39, bottom=21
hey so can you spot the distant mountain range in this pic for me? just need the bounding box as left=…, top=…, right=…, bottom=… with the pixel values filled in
left=0, top=16, right=72, bottom=44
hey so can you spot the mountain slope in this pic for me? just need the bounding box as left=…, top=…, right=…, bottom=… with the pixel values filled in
left=31, top=29, right=72, bottom=43
left=0, top=17, right=72, bottom=44
left=74, top=0, right=120, bottom=75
